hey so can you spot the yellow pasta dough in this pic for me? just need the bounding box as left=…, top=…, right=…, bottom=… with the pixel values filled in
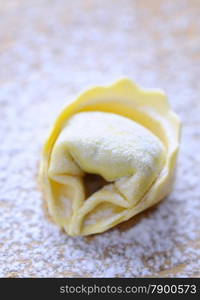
left=39, top=79, right=181, bottom=236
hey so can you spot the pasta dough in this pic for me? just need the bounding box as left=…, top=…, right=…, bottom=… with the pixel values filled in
left=39, top=79, right=181, bottom=236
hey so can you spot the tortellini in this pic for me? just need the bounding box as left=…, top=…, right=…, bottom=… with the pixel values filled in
left=39, top=79, right=181, bottom=236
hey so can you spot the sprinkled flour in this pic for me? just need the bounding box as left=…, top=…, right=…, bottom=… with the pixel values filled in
left=0, top=0, right=200, bottom=277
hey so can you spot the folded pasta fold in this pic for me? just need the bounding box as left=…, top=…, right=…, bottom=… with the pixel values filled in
left=39, top=79, right=181, bottom=236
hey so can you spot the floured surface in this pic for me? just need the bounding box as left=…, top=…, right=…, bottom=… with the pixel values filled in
left=0, top=0, right=200, bottom=277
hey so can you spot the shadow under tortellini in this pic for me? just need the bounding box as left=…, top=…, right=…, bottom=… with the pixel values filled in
left=84, top=200, right=163, bottom=243
left=116, top=201, right=163, bottom=232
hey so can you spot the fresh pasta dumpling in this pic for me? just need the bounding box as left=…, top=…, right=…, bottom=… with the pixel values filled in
left=39, top=79, right=181, bottom=236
